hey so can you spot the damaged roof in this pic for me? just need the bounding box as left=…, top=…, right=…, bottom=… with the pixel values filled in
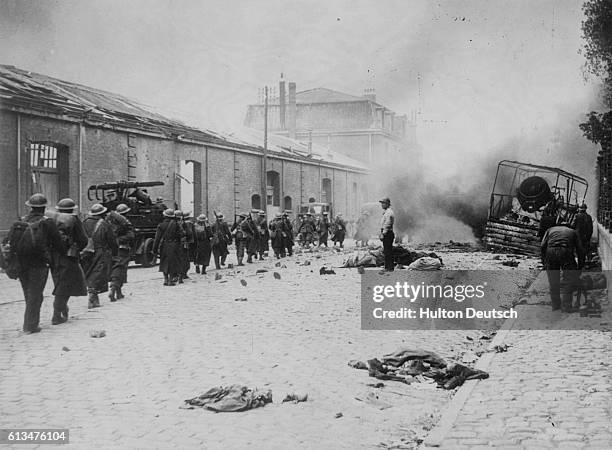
left=0, top=65, right=367, bottom=172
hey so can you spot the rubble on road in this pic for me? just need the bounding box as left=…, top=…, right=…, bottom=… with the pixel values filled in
left=273, top=272, right=281, bottom=279
left=89, top=330, right=106, bottom=338
left=184, top=385, right=272, bottom=412
left=319, top=266, right=336, bottom=275
left=282, top=392, right=308, bottom=403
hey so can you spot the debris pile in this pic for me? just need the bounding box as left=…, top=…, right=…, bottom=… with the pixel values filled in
left=184, top=385, right=272, bottom=412
left=341, top=245, right=441, bottom=269
left=349, top=347, right=489, bottom=389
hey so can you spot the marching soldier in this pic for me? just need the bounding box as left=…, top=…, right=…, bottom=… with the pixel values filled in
left=541, top=220, right=585, bottom=312
left=231, top=213, right=248, bottom=266
left=193, top=214, right=213, bottom=274
left=8, top=193, right=65, bottom=333
left=282, top=211, right=294, bottom=256
left=82, top=203, right=118, bottom=308
left=269, top=212, right=285, bottom=258
left=177, top=211, right=195, bottom=282
left=212, top=213, right=232, bottom=269
left=257, top=210, right=270, bottom=260
left=317, top=212, right=330, bottom=247
left=299, top=213, right=316, bottom=247
left=331, top=214, right=347, bottom=248
left=49, top=198, right=88, bottom=324
left=153, top=209, right=183, bottom=286
left=244, top=212, right=259, bottom=263
left=107, top=203, right=134, bottom=301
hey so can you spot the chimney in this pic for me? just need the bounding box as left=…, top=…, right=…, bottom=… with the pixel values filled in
left=363, top=87, right=377, bottom=102
left=279, top=77, right=286, bottom=130
left=288, top=82, right=297, bottom=139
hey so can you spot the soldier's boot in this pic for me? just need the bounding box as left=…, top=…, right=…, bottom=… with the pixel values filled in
left=561, top=292, right=574, bottom=312
left=247, top=255, right=253, bottom=263
left=109, top=285, right=118, bottom=302
left=116, top=286, right=125, bottom=300
left=201, top=266, right=207, bottom=274
left=195, top=265, right=200, bottom=274
left=221, top=255, right=227, bottom=266
left=52, top=295, right=68, bottom=324
left=88, top=289, right=100, bottom=309
left=238, top=257, right=244, bottom=266
left=163, top=274, right=170, bottom=286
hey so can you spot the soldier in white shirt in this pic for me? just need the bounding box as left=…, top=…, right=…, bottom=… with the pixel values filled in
left=379, top=197, right=395, bottom=271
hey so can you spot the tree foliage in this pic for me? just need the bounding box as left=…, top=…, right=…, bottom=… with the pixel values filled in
left=581, top=0, right=612, bottom=141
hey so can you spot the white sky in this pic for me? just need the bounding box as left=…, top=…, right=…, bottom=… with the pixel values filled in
left=0, top=0, right=601, bottom=173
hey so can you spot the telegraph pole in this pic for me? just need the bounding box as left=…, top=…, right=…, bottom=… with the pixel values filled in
left=262, top=86, right=269, bottom=212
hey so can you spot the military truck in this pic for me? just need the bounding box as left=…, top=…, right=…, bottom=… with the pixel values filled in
left=87, top=181, right=168, bottom=266
left=485, top=160, right=588, bottom=255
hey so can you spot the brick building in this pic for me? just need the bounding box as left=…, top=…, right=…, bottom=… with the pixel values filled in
left=244, top=81, right=419, bottom=165
left=0, top=65, right=368, bottom=235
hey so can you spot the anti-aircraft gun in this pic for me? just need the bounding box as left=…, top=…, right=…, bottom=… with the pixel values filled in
left=485, top=160, right=588, bottom=256
left=87, top=181, right=168, bottom=266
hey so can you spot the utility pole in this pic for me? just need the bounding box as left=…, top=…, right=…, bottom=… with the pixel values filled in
left=262, top=86, right=269, bottom=211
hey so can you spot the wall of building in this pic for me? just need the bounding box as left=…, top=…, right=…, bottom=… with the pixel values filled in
left=0, top=111, right=367, bottom=234
left=597, top=223, right=612, bottom=272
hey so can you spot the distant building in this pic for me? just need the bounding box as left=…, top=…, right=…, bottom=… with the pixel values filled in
left=0, top=65, right=368, bottom=235
left=244, top=82, right=419, bottom=165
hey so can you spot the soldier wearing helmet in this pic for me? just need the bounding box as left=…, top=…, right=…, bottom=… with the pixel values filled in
left=48, top=198, right=89, bottom=325
left=106, top=203, right=135, bottom=301
left=7, top=193, right=66, bottom=334
left=153, top=209, right=184, bottom=286
left=82, top=203, right=118, bottom=308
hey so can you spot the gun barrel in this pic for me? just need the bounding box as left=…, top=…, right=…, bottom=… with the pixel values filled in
left=87, top=181, right=165, bottom=191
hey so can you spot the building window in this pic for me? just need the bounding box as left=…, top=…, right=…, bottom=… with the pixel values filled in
left=284, top=196, right=292, bottom=211
left=266, top=171, right=280, bottom=206
left=30, top=143, right=58, bottom=168
left=251, top=194, right=262, bottom=210
left=309, top=197, right=316, bottom=203
left=28, top=142, right=68, bottom=208
left=322, top=178, right=332, bottom=203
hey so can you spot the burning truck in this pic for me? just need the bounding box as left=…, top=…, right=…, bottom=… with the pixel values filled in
left=485, top=160, right=588, bottom=256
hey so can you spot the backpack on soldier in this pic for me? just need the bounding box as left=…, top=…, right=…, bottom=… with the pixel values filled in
left=16, top=217, right=48, bottom=257
left=1, top=221, right=31, bottom=279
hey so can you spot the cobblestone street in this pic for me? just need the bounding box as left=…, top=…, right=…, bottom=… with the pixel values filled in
left=1, top=244, right=610, bottom=449
left=0, top=244, right=487, bottom=449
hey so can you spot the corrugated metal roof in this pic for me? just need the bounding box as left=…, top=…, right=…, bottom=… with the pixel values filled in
left=0, top=65, right=368, bottom=172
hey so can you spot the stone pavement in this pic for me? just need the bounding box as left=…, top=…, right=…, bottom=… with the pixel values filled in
left=0, top=243, right=550, bottom=449
left=425, top=272, right=612, bottom=449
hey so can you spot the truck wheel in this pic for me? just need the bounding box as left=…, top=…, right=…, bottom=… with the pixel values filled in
left=141, top=238, right=157, bottom=267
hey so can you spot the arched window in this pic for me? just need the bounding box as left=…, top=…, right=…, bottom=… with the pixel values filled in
left=322, top=178, right=332, bottom=203
left=251, top=194, right=261, bottom=210
left=284, top=195, right=292, bottom=211
left=266, top=171, right=280, bottom=206
left=309, top=197, right=316, bottom=203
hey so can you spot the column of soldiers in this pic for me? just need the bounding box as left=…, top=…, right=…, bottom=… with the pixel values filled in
left=9, top=195, right=359, bottom=334
left=293, top=212, right=346, bottom=249
left=7, top=193, right=135, bottom=334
